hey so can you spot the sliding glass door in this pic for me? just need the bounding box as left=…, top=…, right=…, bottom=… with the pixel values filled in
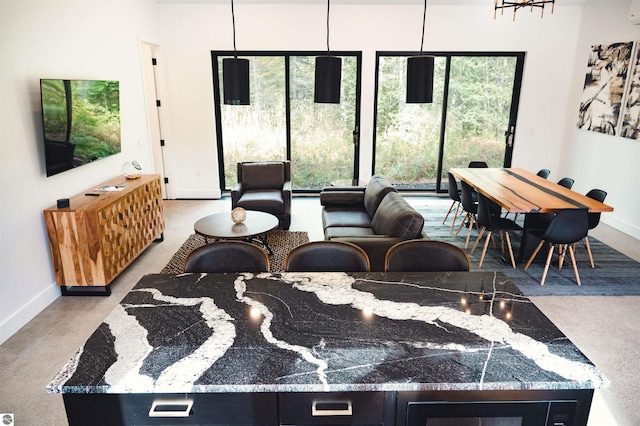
left=212, top=51, right=361, bottom=191
left=374, top=52, right=524, bottom=192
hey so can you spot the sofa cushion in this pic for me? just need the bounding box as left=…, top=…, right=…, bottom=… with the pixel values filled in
left=237, top=189, right=284, bottom=214
left=371, top=192, right=424, bottom=239
left=363, top=175, right=397, bottom=217
left=322, top=207, right=373, bottom=229
left=241, top=162, right=285, bottom=190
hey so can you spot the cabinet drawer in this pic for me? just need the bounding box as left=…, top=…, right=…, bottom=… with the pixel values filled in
left=279, top=392, right=385, bottom=425
left=64, top=393, right=278, bottom=426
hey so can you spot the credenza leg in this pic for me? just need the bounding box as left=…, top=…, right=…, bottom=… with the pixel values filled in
left=61, top=285, right=111, bottom=296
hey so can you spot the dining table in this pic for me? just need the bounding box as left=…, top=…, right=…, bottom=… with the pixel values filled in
left=448, top=167, right=614, bottom=262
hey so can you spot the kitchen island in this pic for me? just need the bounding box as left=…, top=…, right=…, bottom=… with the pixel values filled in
left=48, top=272, right=605, bottom=425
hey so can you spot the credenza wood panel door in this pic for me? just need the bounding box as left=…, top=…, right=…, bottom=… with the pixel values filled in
left=44, top=175, right=165, bottom=287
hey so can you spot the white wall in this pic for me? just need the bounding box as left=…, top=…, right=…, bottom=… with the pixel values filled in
left=0, top=0, right=160, bottom=344
left=560, top=0, right=640, bottom=238
left=1, top=0, right=638, bottom=345
left=156, top=2, right=584, bottom=195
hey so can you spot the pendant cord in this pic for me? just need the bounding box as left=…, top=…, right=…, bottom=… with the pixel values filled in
left=326, top=0, right=331, bottom=55
left=231, top=0, right=237, bottom=57
left=420, top=0, right=427, bottom=54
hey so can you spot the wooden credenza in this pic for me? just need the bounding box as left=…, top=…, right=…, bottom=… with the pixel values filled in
left=43, top=174, right=165, bottom=295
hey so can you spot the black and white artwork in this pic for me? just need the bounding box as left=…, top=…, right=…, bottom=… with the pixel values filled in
left=621, top=46, right=640, bottom=140
left=577, top=41, right=635, bottom=136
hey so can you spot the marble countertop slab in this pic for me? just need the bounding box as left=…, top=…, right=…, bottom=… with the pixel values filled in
left=47, top=272, right=606, bottom=394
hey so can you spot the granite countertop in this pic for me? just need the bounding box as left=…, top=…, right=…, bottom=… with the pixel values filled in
left=47, top=271, right=606, bottom=395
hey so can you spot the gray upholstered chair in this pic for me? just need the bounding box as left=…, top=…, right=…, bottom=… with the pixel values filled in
left=231, top=161, right=292, bottom=230
left=284, top=241, right=370, bottom=272
left=384, top=240, right=470, bottom=272
left=183, top=241, right=270, bottom=273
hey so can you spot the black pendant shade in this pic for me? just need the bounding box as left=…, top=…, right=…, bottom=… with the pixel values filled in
left=314, top=56, right=342, bottom=104
left=223, top=57, right=250, bottom=105
left=406, top=55, right=434, bottom=104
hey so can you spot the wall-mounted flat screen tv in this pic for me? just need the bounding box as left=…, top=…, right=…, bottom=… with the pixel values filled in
left=40, top=79, right=121, bottom=177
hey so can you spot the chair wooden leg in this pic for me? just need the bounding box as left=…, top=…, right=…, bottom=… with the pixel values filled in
left=464, top=216, right=476, bottom=249
left=498, top=230, right=505, bottom=257
left=449, top=204, right=461, bottom=233
left=454, top=213, right=469, bottom=238
left=442, top=201, right=455, bottom=225
left=558, top=244, right=566, bottom=270
left=584, top=236, right=595, bottom=268
left=524, top=240, right=545, bottom=270
left=470, top=227, right=485, bottom=253
left=505, top=232, right=516, bottom=268
left=568, top=244, right=582, bottom=286
left=539, top=244, right=555, bottom=286
left=478, top=231, right=492, bottom=268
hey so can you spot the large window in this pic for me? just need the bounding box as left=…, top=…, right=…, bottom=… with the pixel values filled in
left=212, top=51, right=362, bottom=192
left=374, top=52, right=524, bottom=192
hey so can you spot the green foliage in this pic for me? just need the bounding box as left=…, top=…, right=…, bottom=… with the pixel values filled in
left=219, top=54, right=516, bottom=190
left=70, top=81, right=120, bottom=162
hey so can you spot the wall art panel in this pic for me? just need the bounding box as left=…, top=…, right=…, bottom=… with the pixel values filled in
left=621, top=45, right=640, bottom=140
left=577, top=41, right=635, bottom=136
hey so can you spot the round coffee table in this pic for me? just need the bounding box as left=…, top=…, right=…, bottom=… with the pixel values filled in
left=194, top=210, right=279, bottom=253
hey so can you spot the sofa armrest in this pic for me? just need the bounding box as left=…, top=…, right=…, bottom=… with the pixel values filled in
left=231, top=182, right=244, bottom=208
left=320, top=190, right=365, bottom=207
left=282, top=180, right=292, bottom=212
left=320, top=185, right=367, bottom=192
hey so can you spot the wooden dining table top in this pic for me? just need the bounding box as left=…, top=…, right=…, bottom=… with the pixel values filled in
left=449, top=167, right=614, bottom=214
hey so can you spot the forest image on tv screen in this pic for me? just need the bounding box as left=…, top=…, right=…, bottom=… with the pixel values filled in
left=41, top=79, right=121, bottom=176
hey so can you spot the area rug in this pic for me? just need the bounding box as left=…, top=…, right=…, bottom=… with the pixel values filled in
left=161, top=231, right=310, bottom=274
left=417, top=203, right=640, bottom=297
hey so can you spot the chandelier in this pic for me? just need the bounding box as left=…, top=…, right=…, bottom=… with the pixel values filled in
left=494, top=0, right=555, bottom=21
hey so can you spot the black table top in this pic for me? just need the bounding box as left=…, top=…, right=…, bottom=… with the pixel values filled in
left=47, top=271, right=605, bottom=394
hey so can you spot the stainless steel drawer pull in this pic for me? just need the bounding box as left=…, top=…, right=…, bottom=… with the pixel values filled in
left=312, top=400, right=353, bottom=416
left=148, top=399, right=194, bottom=418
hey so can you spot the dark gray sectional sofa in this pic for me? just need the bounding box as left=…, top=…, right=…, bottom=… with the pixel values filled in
left=320, top=175, right=427, bottom=271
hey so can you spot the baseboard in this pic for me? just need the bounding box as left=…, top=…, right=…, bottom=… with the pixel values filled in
left=0, top=282, right=60, bottom=345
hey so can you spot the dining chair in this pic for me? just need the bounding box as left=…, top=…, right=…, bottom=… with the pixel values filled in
left=470, top=193, right=522, bottom=268
left=284, top=241, right=370, bottom=272
left=468, top=161, right=488, bottom=168
left=557, top=177, right=575, bottom=189
left=454, top=181, right=479, bottom=249
left=580, top=189, right=607, bottom=268
left=523, top=208, right=589, bottom=286
left=442, top=172, right=463, bottom=232
left=536, top=169, right=551, bottom=179
left=384, top=240, right=470, bottom=272
left=183, top=241, right=270, bottom=273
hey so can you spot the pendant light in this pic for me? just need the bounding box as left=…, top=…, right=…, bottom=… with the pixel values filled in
left=406, top=0, right=434, bottom=104
left=223, top=0, right=249, bottom=105
left=314, top=0, right=341, bottom=104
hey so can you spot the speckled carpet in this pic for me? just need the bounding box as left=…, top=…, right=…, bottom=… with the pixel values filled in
left=161, top=230, right=310, bottom=274
left=418, top=204, right=640, bottom=296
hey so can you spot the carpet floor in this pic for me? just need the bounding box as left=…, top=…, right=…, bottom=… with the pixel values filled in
left=161, top=230, right=310, bottom=274
left=419, top=204, right=640, bottom=296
